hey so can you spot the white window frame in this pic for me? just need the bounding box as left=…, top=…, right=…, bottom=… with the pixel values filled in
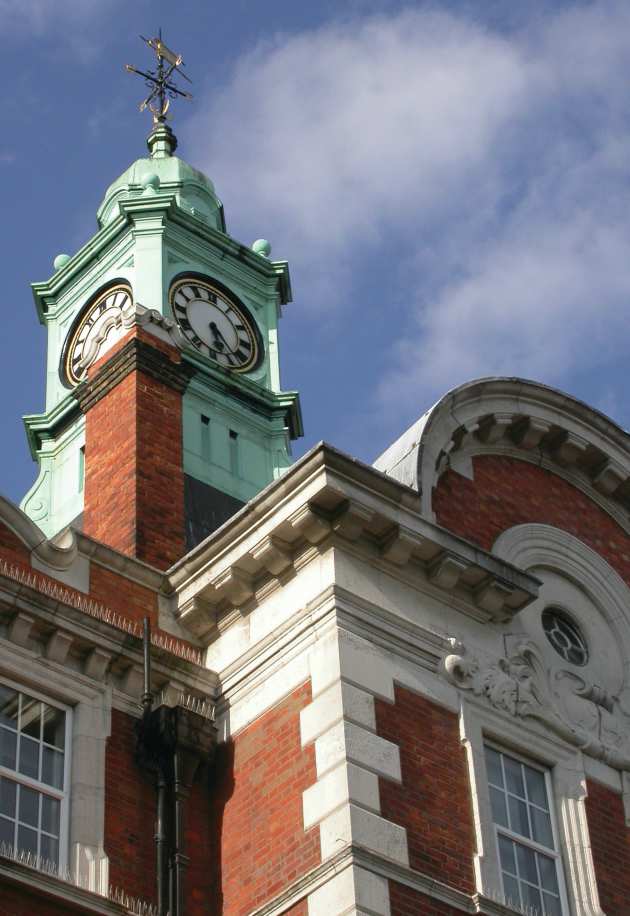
left=0, top=676, right=72, bottom=872
left=484, top=741, right=570, bottom=915
left=0, top=639, right=111, bottom=894
left=460, top=698, right=605, bottom=916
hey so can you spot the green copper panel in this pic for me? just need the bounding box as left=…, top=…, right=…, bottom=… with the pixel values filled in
left=21, top=127, right=302, bottom=539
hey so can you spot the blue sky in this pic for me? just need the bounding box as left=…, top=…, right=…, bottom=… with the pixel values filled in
left=2, top=0, right=630, bottom=505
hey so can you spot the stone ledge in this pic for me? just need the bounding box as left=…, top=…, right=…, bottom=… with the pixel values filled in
left=169, top=444, right=541, bottom=642
left=74, top=336, right=195, bottom=414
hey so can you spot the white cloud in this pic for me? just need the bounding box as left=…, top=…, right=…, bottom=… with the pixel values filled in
left=183, top=2, right=630, bottom=428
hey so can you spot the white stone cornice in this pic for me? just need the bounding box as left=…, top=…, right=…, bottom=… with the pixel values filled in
left=167, top=445, right=540, bottom=642
left=0, top=572, right=217, bottom=707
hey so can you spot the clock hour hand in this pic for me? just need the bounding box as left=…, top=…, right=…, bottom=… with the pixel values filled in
left=209, top=321, right=230, bottom=352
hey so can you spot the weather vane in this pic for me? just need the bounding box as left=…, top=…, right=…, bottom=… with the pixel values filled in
left=125, top=30, right=192, bottom=124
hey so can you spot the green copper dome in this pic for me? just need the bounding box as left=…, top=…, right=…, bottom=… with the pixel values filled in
left=97, top=124, right=224, bottom=230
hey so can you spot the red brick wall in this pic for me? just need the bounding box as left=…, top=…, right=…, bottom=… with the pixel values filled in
left=585, top=779, right=630, bottom=916
left=211, top=682, right=320, bottom=915
left=83, top=330, right=185, bottom=570
left=434, top=455, right=630, bottom=587
left=375, top=687, right=475, bottom=894
left=106, top=685, right=318, bottom=916
left=105, top=709, right=156, bottom=906
left=0, top=522, right=30, bottom=565
left=390, top=881, right=468, bottom=916
left=105, top=710, right=214, bottom=916
left=90, top=564, right=159, bottom=626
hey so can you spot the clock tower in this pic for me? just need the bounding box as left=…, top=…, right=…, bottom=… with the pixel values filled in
left=20, top=117, right=302, bottom=566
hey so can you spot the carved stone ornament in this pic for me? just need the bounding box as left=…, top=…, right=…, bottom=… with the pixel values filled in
left=442, top=638, right=630, bottom=769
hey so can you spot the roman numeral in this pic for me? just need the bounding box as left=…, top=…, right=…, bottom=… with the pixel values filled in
left=179, top=317, right=192, bottom=331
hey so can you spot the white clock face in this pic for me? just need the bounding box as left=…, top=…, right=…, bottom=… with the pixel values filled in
left=63, top=285, right=132, bottom=386
left=170, top=277, right=261, bottom=372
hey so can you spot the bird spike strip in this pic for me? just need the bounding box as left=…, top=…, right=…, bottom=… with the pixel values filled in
left=154, top=687, right=216, bottom=720
left=0, top=558, right=203, bottom=666
left=0, top=841, right=158, bottom=914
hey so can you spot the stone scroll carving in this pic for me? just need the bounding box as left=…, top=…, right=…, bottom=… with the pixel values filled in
left=442, top=638, right=630, bottom=770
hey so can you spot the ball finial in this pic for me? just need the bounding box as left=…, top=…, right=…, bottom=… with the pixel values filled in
left=141, top=172, right=161, bottom=193
left=53, top=254, right=71, bottom=271
left=252, top=239, right=272, bottom=258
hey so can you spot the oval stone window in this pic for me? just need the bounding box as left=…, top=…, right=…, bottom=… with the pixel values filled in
left=542, top=608, right=588, bottom=666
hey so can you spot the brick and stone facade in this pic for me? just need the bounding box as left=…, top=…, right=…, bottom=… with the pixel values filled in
left=4, top=376, right=630, bottom=916
left=4, top=98, right=630, bottom=916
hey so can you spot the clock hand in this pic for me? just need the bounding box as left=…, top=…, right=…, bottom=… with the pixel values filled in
left=209, top=321, right=229, bottom=352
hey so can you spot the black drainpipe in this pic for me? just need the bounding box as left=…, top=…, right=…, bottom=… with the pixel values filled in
left=136, top=617, right=216, bottom=916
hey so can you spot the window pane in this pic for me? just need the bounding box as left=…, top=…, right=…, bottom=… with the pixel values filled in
left=17, top=824, right=37, bottom=857
left=502, top=873, right=521, bottom=908
left=18, top=735, right=39, bottom=780
left=485, top=746, right=504, bottom=787
left=0, top=686, right=18, bottom=730
left=42, top=747, right=64, bottom=789
left=543, top=891, right=562, bottom=916
left=531, top=806, right=554, bottom=848
left=508, top=795, right=530, bottom=837
left=498, top=835, right=517, bottom=875
left=18, top=785, right=39, bottom=828
left=504, top=756, right=525, bottom=797
left=40, top=833, right=59, bottom=865
left=20, top=697, right=41, bottom=741
left=0, top=815, right=14, bottom=848
left=0, top=728, right=17, bottom=770
left=521, top=881, right=543, bottom=915
left=0, top=778, right=16, bottom=818
left=41, top=796, right=60, bottom=836
left=490, top=786, right=509, bottom=827
left=43, top=706, right=65, bottom=750
left=525, top=767, right=548, bottom=808
left=539, top=854, right=559, bottom=893
left=516, top=842, right=538, bottom=884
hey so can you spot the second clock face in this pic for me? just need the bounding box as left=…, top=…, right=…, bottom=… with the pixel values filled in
left=170, top=277, right=261, bottom=372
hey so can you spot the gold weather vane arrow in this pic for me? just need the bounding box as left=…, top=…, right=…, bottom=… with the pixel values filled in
left=125, top=28, right=193, bottom=124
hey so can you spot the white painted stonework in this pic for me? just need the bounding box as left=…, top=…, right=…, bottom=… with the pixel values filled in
left=300, top=625, right=407, bottom=915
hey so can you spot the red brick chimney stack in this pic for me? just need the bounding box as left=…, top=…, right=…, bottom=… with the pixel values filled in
left=76, top=325, right=193, bottom=570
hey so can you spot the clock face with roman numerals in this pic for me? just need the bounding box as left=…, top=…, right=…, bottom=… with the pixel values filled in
left=170, top=277, right=262, bottom=372
left=62, top=284, right=132, bottom=387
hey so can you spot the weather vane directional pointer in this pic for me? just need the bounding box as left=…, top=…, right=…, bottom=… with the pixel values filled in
left=125, top=29, right=192, bottom=124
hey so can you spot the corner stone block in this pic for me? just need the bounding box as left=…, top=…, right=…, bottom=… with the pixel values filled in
left=315, top=721, right=401, bottom=782
left=337, top=629, right=395, bottom=702
left=303, top=762, right=380, bottom=830
left=301, top=680, right=377, bottom=748
left=308, top=630, right=342, bottom=698
left=319, top=804, right=408, bottom=865
left=307, top=865, right=391, bottom=916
